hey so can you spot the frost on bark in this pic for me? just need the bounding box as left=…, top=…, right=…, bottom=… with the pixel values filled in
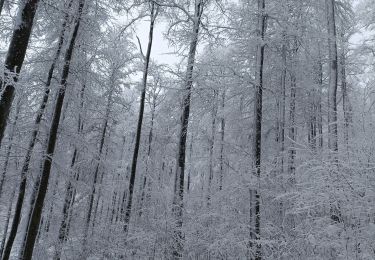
left=54, top=83, right=85, bottom=260
left=21, top=0, right=85, bottom=258
left=0, top=0, right=5, bottom=15
left=1, top=3, right=72, bottom=258
left=326, top=0, right=338, bottom=158
left=219, top=90, right=226, bottom=191
left=207, top=90, right=217, bottom=205
left=250, top=0, right=266, bottom=259
left=123, top=2, right=157, bottom=234
left=0, top=0, right=40, bottom=146
left=172, top=0, right=203, bottom=257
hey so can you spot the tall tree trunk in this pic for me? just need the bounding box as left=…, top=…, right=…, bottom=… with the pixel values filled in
left=288, top=43, right=298, bottom=182
left=340, top=31, right=350, bottom=153
left=21, top=1, right=85, bottom=258
left=207, top=90, right=218, bottom=205
left=0, top=98, right=20, bottom=199
left=315, top=47, right=324, bottom=150
left=171, top=1, right=203, bottom=257
left=326, top=0, right=341, bottom=224
left=123, top=2, right=157, bottom=234
left=138, top=98, right=156, bottom=217
left=54, top=83, right=85, bottom=260
left=187, top=133, right=193, bottom=192
left=251, top=0, right=266, bottom=259
left=83, top=77, right=115, bottom=251
left=0, top=0, right=40, bottom=146
left=0, top=6, right=71, bottom=258
left=0, top=186, right=16, bottom=257
left=326, top=0, right=338, bottom=157
left=279, top=39, right=286, bottom=173
left=219, top=90, right=225, bottom=191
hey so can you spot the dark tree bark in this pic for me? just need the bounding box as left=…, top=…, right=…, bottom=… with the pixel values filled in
left=326, top=0, right=339, bottom=157
left=172, top=0, right=203, bottom=257
left=187, top=133, right=193, bottom=192
left=315, top=47, right=324, bottom=150
left=138, top=96, right=157, bottom=217
left=123, top=2, right=157, bottom=234
left=0, top=187, right=16, bottom=257
left=251, top=0, right=266, bottom=259
left=340, top=29, right=351, bottom=153
left=219, top=91, right=226, bottom=191
left=0, top=0, right=40, bottom=146
left=0, top=98, right=20, bottom=199
left=326, top=0, right=341, bottom=224
left=0, top=0, right=5, bottom=15
left=288, top=43, right=298, bottom=182
left=54, top=83, right=85, bottom=260
left=0, top=5, right=72, bottom=258
left=21, top=1, right=85, bottom=258
left=83, top=80, right=114, bottom=250
left=278, top=40, right=286, bottom=172
left=207, top=90, right=218, bottom=205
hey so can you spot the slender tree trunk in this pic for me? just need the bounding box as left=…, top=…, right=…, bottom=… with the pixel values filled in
left=0, top=6, right=71, bottom=258
left=279, top=40, right=286, bottom=173
left=0, top=98, right=20, bottom=198
left=326, top=0, right=338, bottom=157
left=315, top=47, right=324, bottom=150
left=251, top=1, right=266, bottom=259
left=123, top=3, right=157, bottom=234
left=326, top=0, right=341, bottom=225
left=139, top=99, right=156, bottom=217
left=43, top=176, right=58, bottom=234
left=54, top=83, right=85, bottom=260
left=308, top=90, right=317, bottom=150
left=0, top=0, right=40, bottom=146
left=18, top=137, right=48, bottom=258
left=21, top=1, right=85, bottom=258
left=187, top=133, right=193, bottom=192
left=0, top=0, right=5, bottom=15
left=83, top=81, right=114, bottom=251
left=172, top=1, right=203, bottom=257
left=288, top=43, right=297, bottom=183
left=219, top=91, right=226, bottom=191
left=340, top=32, right=350, bottom=153
left=0, top=185, right=16, bottom=257
left=207, top=90, right=218, bottom=205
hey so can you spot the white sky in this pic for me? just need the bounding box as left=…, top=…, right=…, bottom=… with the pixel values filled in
left=134, top=19, right=179, bottom=66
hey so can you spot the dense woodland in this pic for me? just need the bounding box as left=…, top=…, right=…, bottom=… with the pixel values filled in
left=0, top=0, right=374, bottom=259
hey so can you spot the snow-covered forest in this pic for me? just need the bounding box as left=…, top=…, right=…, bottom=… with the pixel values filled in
left=0, top=0, right=374, bottom=259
